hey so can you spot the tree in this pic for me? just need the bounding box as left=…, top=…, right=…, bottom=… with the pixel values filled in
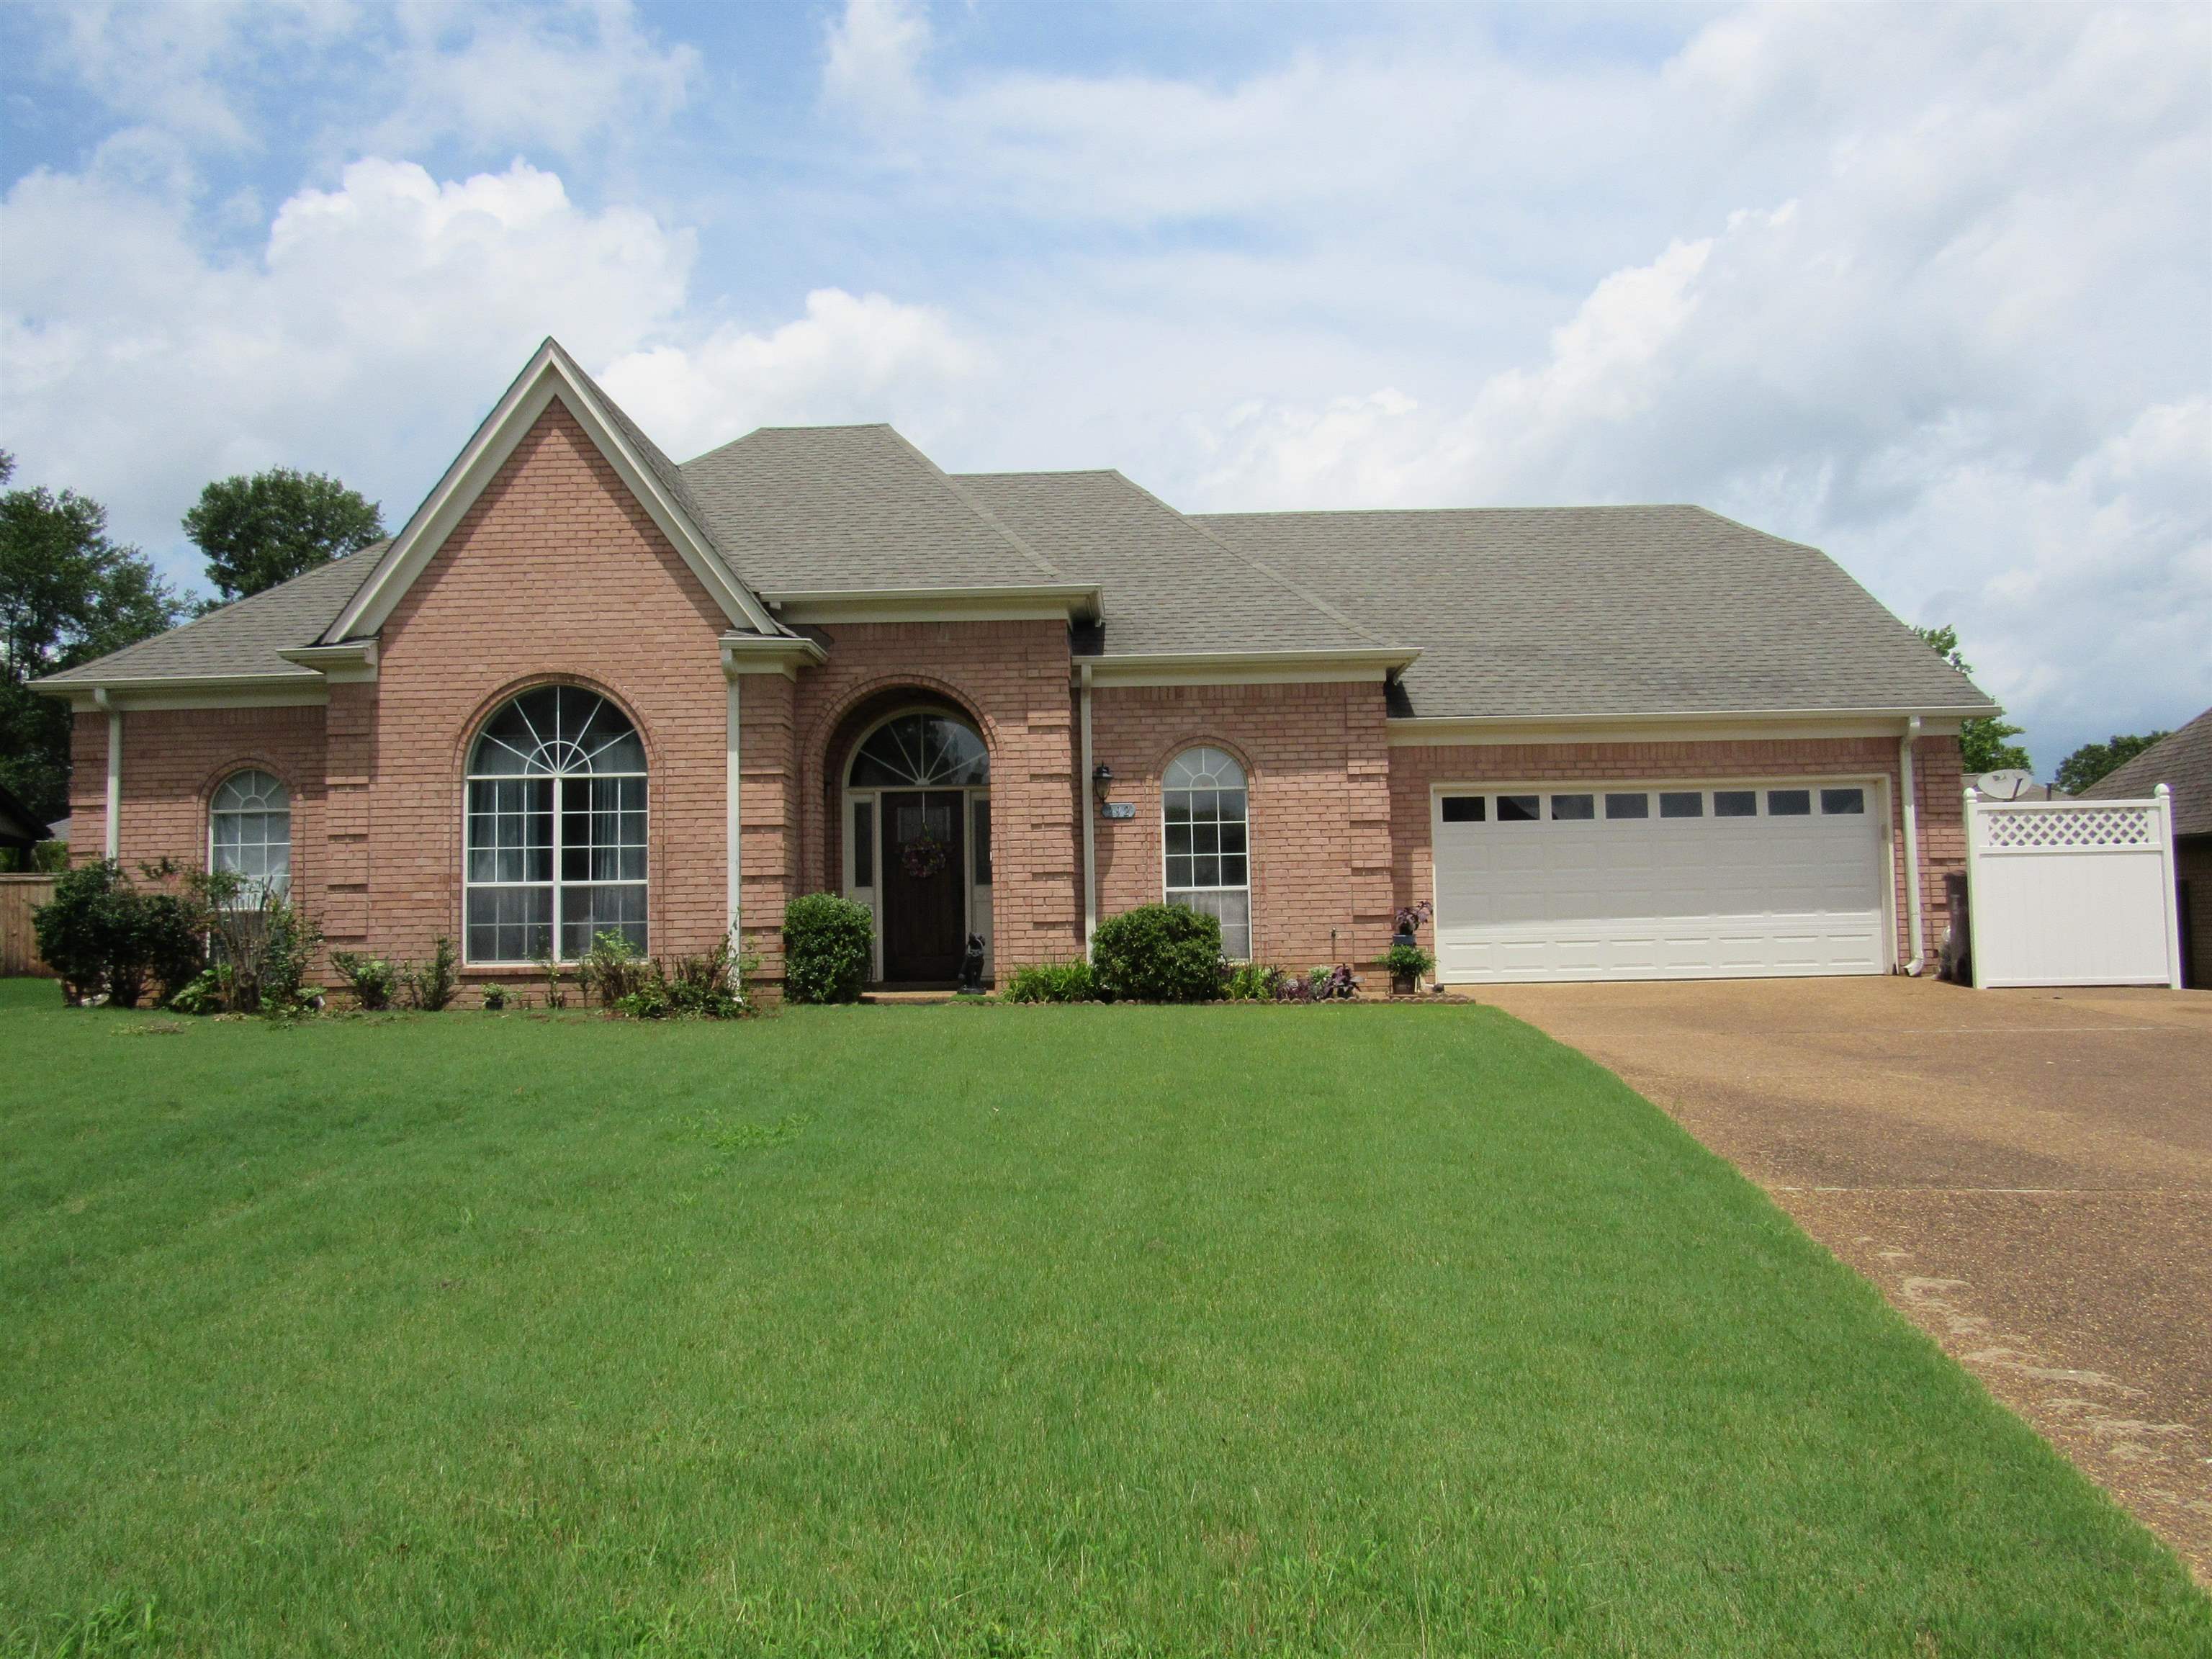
left=184, top=468, right=385, bottom=603
left=0, top=453, right=184, bottom=823
left=1913, top=624, right=2031, bottom=775
left=2054, top=732, right=2170, bottom=795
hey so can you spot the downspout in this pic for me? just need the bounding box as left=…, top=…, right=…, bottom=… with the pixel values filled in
left=1900, top=714, right=1925, bottom=976
left=725, top=667, right=742, bottom=948
left=94, top=688, right=121, bottom=860
left=1079, top=663, right=1097, bottom=952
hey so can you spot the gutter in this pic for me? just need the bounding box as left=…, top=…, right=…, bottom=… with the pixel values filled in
left=1901, top=715, right=1925, bottom=976
left=1079, top=662, right=1097, bottom=950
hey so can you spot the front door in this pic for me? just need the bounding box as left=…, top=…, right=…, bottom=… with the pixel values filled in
left=878, top=789, right=966, bottom=983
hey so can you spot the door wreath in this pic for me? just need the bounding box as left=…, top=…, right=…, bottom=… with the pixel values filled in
left=899, top=828, right=950, bottom=880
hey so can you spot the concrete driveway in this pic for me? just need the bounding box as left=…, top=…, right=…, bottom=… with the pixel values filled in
left=1482, top=976, right=2212, bottom=1581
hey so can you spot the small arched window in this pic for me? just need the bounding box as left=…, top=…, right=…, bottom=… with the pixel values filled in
left=848, top=711, right=989, bottom=788
left=1162, top=746, right=1250, bottom=958
left=465, top=685, right=647, bottom=963
left=210, top=770, right=291, bottom=902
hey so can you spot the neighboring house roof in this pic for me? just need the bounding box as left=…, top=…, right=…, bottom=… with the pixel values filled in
left=682, top=425, right=1064, bottom=594
left=47, top=816, right=71, bottom=844
left=1192, top=506, right=1995, bottom=721
left=0, top=783, right=45, bottom=847
left=35, top=546, right=385, bottom=688
left=955, top=470, right=1391, bottom=658
left=2080, top=708, right=2212, bottom=837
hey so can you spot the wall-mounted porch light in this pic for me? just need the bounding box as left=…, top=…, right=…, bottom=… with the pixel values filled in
left=1092, top=763, right=1115, bottom=803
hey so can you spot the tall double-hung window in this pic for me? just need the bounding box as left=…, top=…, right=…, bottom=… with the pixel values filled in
left=1162, top=745, right=1251, bottom=958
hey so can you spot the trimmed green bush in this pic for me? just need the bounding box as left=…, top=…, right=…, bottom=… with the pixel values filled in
left=1089, top=904, right=1222, bottom=1004
left=1002, top=960, right=1096, bottom=1003
left=31, top=860, right=206, bottom=1008
left=782, top=894, right=875, bottom=1004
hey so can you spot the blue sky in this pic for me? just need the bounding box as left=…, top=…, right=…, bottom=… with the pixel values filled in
left=3, top=1, right=2207, bottom=768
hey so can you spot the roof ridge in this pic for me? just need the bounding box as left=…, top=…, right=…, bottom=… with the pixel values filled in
left=1126, top=475, right=1399, bottom=651
left=1193, top=503, right=1704, bottom=521
left=880, top=428, right=1064, bottom=579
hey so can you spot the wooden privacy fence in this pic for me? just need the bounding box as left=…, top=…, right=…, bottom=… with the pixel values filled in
left=0, top=875, right=58, bottom=976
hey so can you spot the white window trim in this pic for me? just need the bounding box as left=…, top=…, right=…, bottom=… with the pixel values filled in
left=1161, top=746, right=1254, bottom=959
left=208, top=768, right=292, bottom=904
left=462, top=693, right=649, bottom=967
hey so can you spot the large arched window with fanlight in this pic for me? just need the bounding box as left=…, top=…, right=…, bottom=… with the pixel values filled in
left=1163, top=745, right=1251, bottom=958
left=464, top=685, right=647, bottom=963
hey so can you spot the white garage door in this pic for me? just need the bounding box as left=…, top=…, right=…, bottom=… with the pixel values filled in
left=1433, top=783, right=1889, bottom=984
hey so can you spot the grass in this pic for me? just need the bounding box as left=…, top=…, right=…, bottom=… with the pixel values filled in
left=0, top=979, right=2203, bottom=1658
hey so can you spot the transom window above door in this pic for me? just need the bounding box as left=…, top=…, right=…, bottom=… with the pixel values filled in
left=848, top=712, right=989, bottom=788
left=464, top=685, right=647, bottom=964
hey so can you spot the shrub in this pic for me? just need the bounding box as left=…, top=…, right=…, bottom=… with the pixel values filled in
left=783, top=894, right=874, bottom=1004
left=1090, top=904, right=1223, bottom=1004
left=667, top=936, right=750, bottom=1018
left=400, top=937, right=459, bottom=1011
left=536, top=948, right=569, bottom=1010
left=33, top=860, right=130, bottom=1004
left=578, top=931, right=648, bottom=1010
left=1277, top=964, right=1358, bottom=1003
left=1002, top=960, right=1095, bottom=1003
left=481, top=983, right=509, bottom=1012
left=331, top=951, right=397, bottom=1011
left=1223, top=962, right=1287, bottom=1002
left=31, top=860, right=204, bottom=1008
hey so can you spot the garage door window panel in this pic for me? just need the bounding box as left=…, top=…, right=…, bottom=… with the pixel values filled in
left=1606, top=793, right=1650, bottom=820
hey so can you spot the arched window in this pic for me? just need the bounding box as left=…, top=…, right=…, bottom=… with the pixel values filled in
left=210, top=770, right=291, bottom=902
left=1163, top=746, right=1251, bottom=958
left=465, top=686, right=647, bottom=963
left=848, top=711, right=990, bottom=788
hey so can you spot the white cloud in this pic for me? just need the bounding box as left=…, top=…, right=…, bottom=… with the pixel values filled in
left=822, top=0, right=931, bottom=118
left=0, top=156, right=966, bottom=586
left=600, top=289, right=978, bottom=460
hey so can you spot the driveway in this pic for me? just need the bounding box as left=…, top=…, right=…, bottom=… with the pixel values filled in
left=1482, top=976, right=2212, bottom=1581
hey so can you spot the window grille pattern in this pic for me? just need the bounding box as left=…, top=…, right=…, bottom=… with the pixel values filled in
left=210, top=769, right=291, bottom=902
left=1164, top=745, right=1251, bottom=958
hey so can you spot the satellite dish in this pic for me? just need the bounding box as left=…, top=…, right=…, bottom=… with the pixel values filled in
left=1976, top=769, right=2037, bottom=801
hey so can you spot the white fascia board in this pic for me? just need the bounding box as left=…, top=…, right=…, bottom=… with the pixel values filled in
left=1084, top=647, right=1419, bottom=688
left=1386, top=708, right=1978, bottom=747
left=327, top=345, right=778, bottom=642
left=763, top=585, right=1104, bottom=625
left=50, top=674, right=330, bottom=713
left=277, top=642, right=379, bottom=683
left=721, top=634, right=828, bottom=679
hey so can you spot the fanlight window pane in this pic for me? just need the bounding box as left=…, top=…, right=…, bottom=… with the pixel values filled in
left=465, top=687, right=646, bottom=962
left=1164, top=746, right=1252, bottom=958
left=848, top=713, right=989, bottom=788
left=210, top=769, right=292, bottom=901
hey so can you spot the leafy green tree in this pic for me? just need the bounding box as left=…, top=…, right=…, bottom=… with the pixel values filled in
left=1913, top=624, right=2031, bottom=775
left=184, top=467, right=385, bottom=603
left=0, top=453, right=184, bottom=823
left=2054, top=732, right=2169, bottom=795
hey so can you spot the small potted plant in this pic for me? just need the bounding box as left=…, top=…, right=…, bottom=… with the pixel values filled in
left=1388, top=902, right=1434, bottom=994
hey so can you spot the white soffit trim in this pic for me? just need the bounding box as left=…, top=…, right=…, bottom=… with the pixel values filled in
left=1387, top=709, right=1974, bottom=746
left=326, top=343, right=778, bottom=642
left=721, top=634, right=828, bottom=678
left=56, top=674, right=331, bottom=712
left=1085, top=647, right=1419, bottom=688
left=278, top=642, right=378, bottom=683
left=764, top=585, right=1104, bottom=625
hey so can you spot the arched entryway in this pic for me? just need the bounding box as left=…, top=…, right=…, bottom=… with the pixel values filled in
left=842, top=707, right=992, bottom=984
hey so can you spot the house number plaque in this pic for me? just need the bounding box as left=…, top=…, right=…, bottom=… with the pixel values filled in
left=1102, top=801, right=1137, bottom=819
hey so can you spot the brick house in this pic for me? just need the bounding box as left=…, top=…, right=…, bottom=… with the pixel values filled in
left=35, top=339, right=1996, bottom=991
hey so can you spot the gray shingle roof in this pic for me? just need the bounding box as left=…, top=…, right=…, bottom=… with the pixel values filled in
left=1191, top=505, right=1995, bottom=721
left=2079, top=708, right=2212, bottom=837
left=680, top=425, right=1062, bottom=593
left=955, top=471, right=1389, bottom=657
left=35, top=545, right=385, bottom=687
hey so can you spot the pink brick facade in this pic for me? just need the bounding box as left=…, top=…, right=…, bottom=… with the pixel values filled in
left=65, top=399, right=1973, bottom=990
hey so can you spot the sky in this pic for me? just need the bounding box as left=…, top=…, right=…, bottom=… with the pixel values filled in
left=2, top=1, right=2207, bottom=770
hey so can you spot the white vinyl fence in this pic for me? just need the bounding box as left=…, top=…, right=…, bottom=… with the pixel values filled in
left=1964, top=785, right=2182, bottom=989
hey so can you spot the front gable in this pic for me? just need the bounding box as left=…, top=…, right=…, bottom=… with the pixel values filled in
left=326, top=338, right=778, bottom=644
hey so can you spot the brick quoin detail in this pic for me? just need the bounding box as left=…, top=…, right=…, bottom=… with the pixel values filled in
left=64, top=404, right=1972, bottom=987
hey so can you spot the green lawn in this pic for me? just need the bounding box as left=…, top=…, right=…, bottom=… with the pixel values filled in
left=1, top=981, right=2203, bottom=1657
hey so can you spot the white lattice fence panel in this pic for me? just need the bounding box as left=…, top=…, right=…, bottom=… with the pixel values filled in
left=1978, top=804, right=2157, bottom=853
left=1966, top=788, right=2180, bottom=988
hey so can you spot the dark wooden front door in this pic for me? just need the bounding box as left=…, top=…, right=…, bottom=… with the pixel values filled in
left=879, top=789, right=966, bottom=983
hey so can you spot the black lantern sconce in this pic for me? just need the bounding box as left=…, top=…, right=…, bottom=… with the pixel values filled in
left=1092, top=763, right=1115, bottom=804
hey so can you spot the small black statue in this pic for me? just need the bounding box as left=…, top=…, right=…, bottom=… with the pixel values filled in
left=958, top=932, right=987, bottom=995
